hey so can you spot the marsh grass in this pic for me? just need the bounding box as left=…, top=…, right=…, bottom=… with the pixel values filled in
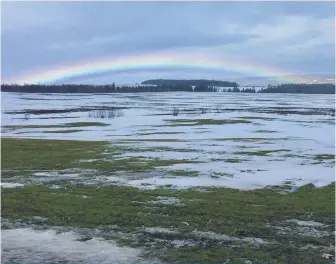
left=234, top=149, right=291, bottom=156
left=88, top=109, right=124, bottom=119
left=137, top=132, right=184, bottom=136
left=244, top=107, right=335, bottom=116
left=169, top=170, right=199, bottom=177
left=314, top=154, right=335, bottom=161
left=121, top=138, right=187, bottom=142
left=172, top=108, right=179, bottom=116
left=3, top=121, right=109, bottom=130
left=119, top=146, right=200, bottom=153
left=254, top=130, right=278, bottom=133
left=43, top=129, right=85, bottom=134
left=211, top=172, right=234, bottom=177
left=238, top=116, right=277, bottom=121
left=162, top=118, right=252, bottom=127
left=66, top=122, right=110, bottom=127
left=223, top=158, right=247, bottom=163
left=211, top=137, right=285, bottom=142
left=6, top=106, right=128, bottom=115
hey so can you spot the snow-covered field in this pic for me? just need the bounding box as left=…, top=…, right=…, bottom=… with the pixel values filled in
left=1, top=92, right=335, bottom=190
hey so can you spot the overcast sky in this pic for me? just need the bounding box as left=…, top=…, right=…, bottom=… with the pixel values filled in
left=1, top=1, right=335, bottom=84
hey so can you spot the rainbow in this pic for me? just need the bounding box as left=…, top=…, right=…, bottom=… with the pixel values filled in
left=8, top=51, right=311, bottom=84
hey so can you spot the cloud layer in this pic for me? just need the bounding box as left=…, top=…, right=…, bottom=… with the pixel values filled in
left=1, top=1, right=335, bottom=84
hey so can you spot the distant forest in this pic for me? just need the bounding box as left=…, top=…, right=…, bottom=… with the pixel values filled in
left=1, top=82, right=335, bottom=94
left=141, top=79, right=239, bottom=88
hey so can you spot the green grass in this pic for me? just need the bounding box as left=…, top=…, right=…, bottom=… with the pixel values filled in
left=283, top=154, right=307, bottom=159
left=211, top=158, right=248, bottom=163
left=1, top=138, right=196, bottom=172
left=1, top=183, right=335, bottom=262
left=223, top=158, right=247, bottom=163
left=238, top=116, right=277, bottom=121
left=162, top=246, right=281, bottom=262
left=65, top=122, right=110, bottom=127
left=162, top=118, right=252, bottom=127
left=1, top=138, right=108, bottom=170
left=169, top=170, right=199, bottom=177
left=119, top=146, right=200, bottom=153
left=120, top=138, right=187, bottom=142
left=211, top=172, right=234, bottom=177
left=211, top=137, right=285, bottom=142
left=254, top=130, right=278, bottom=133
left=314, top=154, right=335, bottom=161
left=43, top=129, right=85, bottom=134
left=2, top=183, right=335, bottom=232
left=234, top=149, right=291, bottom=156
left=138, top=128, right=157, bottom=132
left=311, top=154, right=335, bottom=165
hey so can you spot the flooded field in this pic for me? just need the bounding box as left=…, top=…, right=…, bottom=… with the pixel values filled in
left=1, top=92, right=335, bottom=263
left=2, top=92, right=335, bottom=189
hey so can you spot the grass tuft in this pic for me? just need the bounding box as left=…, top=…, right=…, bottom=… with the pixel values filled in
left=43, top=129, right=85, bottom=134
left=234, top=149, right=291, bottom=156
left=162, top=118, right=252, bottom=127
left=169, top=170, right=199, bottom=177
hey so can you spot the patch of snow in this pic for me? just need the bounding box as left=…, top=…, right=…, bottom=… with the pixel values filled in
left=49, top=185, right=61, bottom=189
left=171, top=239, right=197, bottom=247
left=192, top=230, right=233, bottom=241
left=34, top=171, right=80, bottom=179
left=286, top=219, right=327, bottom=227
left=143, top=227, right=177, bottom=234
left=150, top=196, right=182, bottom=205
left=274, top=225, right=330, bottom=238
left=322, top=253, right=333, bottom=260
left=31, top=216, right=48, bottom=222
left=1, top=228, right=140, bottom=263
left=241, top=237, right=269, bottom=245
left=0, top=182, right=24, bottom=188
left=34, top=172, right=58, bottom=177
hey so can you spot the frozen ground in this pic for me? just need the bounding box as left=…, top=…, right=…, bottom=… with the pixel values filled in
left=1, top=228, right=141, bottom=263
left=1, top=92, right=335, bottom=189
left=1, top=90, right=335, bottom=263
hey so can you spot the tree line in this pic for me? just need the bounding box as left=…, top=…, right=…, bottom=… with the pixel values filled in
left=1, top=83, right=191, bottom=93
left=141, top=79, right=238, bottom=88
left=1, top=83, right=218, bottom=93
left=1, top=82, right=334, bottom=94
left=258, top=83, right=335, bottom=94
left=221, top=83, right=335, bottom=94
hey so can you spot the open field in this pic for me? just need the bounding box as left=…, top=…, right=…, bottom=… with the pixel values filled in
left=1, top=92, right=335, bottom=263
